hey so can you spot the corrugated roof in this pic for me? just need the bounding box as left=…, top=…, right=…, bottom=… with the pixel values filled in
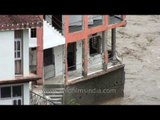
left=0, top=15, right=43, bottom=31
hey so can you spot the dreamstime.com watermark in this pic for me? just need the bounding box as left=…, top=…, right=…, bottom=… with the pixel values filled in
left=42, top=88, right=116, bottom=94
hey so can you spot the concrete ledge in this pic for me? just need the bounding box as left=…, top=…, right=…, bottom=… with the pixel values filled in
left=64, top=65, right=125, bottom=105
left=67, top=64, right=125, bottom=85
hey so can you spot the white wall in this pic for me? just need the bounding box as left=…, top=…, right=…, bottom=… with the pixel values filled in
left=0, top=31, right=14, bottom=80
left=28, top=29, right=37, bottom=48
left=23, top=83, right=30, bottom=105
left=23, top=30, right=29, bottom=76
left=29, top=48, right=37, bottom=66
left=0, top=99, right=13, bottom=105
left=54, top=45, right=64, bottom=76
left=76, top=40, right=82, bottom=70
left=43, top=20, right=65, bottom=49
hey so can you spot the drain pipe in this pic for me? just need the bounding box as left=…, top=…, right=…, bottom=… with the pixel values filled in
left=111, top=28, right=116, bottom=60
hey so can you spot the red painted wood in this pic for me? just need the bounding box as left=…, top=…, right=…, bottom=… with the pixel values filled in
left=36, top=15, right=43, bottom=84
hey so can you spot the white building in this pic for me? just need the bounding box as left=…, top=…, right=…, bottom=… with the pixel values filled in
left=0, top=15, right=42, bottom=105
left=29, top=15, right=65, bottom=85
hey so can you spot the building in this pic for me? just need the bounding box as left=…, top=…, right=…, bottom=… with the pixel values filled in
left=0, top=15, right=42, bottom=105
left=29, top=15, right=127, bottom=104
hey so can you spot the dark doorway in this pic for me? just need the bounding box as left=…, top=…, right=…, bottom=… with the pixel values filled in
left=67, top=42, right=76, bottom=71
left=44, top=48, right=54, bottom=66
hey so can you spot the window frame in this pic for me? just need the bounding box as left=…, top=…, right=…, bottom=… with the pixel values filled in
left=14, top=30, right=23, bottom=75
left=0, top=86, right=12, bottom=99
left=0, top=85, right=23, bottom=99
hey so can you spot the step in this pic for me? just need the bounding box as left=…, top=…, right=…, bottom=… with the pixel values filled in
left=44, top=88, right=65, bottom=91
left=49, top=94, right=63, bottom=98
left=50, top=97, right=62, bottom=100
left=44, top=92, right=64, bottom=95
left=43, top=90, right=64, bottom=93
left=44, top=91, right=64, bottom=95
left=43, top=88, right=65, bottom=92
left=53, top=101, right=62, bottom=105
left=43, top=84, right=65, bottom=88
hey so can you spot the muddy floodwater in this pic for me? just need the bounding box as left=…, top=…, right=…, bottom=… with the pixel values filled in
left=100, top=15, right=160, bottom=105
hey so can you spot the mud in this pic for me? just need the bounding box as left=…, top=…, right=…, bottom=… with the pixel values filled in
left=100, top=15, right=160, bottom=105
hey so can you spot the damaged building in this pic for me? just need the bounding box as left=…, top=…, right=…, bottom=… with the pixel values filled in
left=29, top=15, right=127, bottom=105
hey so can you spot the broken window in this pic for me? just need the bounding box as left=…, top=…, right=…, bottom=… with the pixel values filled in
left=89, top=35, right=101, bottom=56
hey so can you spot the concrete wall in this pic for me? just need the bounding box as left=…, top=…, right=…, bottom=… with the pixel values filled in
left=88, top=32, right=103, bottom=69
left=0, top=31, right=14, bottom=80
left=23, top=30, right=29, bottom=76
left=64, top=66, right=125, bottom=105
left=88, top=54, right=102, bottom=69
left=23, top=83, right=30, bottom=105
left=31, top=45, right=64, bottom=80
left=76, top=40, right=82, bottom=70
left=44, top=45, right=64, bottom=79
left=54, top=45, right=64, bottom=76
left=44, top=64, right=55, bottom=80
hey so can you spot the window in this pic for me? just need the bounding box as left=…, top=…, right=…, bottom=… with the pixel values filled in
left=13, top=86, right=22, bottom=97
left=15, top=30, right=23, bottom=75
left=1, top=87, right=11, bottom=98
left=0, top=85, right=23, bottom=99
left=15, top=39, right=22, bottom=74
left=31, top=28, right=36, bottom=38
left=89, top=35, right=101, bottom=56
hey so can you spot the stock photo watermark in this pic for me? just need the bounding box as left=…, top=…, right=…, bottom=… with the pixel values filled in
left=42, top=88, right=116, bottom=94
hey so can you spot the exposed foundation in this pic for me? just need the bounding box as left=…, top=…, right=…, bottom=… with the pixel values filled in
left=64, top=65, right=125, bottom=105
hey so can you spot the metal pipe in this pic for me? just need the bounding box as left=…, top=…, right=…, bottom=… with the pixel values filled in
left=111, top=28, right=116, bottom=60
